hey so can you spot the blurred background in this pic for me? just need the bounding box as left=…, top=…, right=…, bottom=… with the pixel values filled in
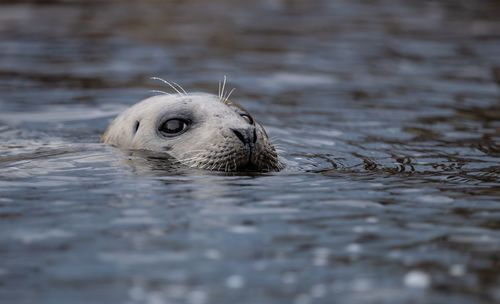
left=0, top=0, right=499, bottom=303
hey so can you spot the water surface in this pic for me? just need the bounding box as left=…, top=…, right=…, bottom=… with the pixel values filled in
left=0, top=0, right=499, bottom=303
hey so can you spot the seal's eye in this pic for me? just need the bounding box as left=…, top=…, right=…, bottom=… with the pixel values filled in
left=240, top=114, right=254, bottom=125
left=159, top=119, right=188, bottom=136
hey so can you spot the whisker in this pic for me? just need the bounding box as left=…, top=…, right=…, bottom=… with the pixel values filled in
left=218, top=80, right=222, bottom=99
left=224, top=88, right=236, bottom=103
left=176, top=153, right=205, bottom=162
left=179, top=149, right=206, bottom=155
left=172, top=81, right=188, bottom=96
left=151, top=77, right=184, bottom=95
left=269, top=136, right=284, bottom=144
left=220, top=75, right=227, bottom=102
left=176, top=156, right=201, bottom=163
left=149, top=90, right=170, bottom=95
left=176, top=156, right=203, bottom=167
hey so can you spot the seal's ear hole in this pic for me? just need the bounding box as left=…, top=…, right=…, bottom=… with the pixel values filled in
left=133, top=121, right=140, bottom=134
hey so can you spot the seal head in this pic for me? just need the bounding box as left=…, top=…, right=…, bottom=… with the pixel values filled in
left=102, top=93, right=282, bottom=172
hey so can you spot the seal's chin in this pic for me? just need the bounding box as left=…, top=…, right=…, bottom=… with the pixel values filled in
left=220, top=154, right=260, bottom=172
left=234, top=152, right=257, bottom=171
left=233, top=147, right=281, bottom=172
left=244, top=156, right=283, bottom=172
left=218, top=160, right=275, bottom=173
left=236, top=162, right=260, bottom=172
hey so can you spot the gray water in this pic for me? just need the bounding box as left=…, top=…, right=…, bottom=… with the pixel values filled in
left=0, top=0, right=499, bottom=303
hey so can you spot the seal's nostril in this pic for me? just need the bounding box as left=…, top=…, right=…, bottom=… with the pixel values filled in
left=231, top=128, right=246, bottom=144
left=253, top=128, right=257, bottom=143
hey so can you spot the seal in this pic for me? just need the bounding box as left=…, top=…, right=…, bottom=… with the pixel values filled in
left=102, top=79, right=282, bottom=172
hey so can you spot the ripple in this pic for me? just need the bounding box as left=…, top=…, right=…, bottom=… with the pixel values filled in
left=322, top=200, right=383, bottom=208
left=225, top=275, right=245, bottom=289
left=12, top=229, right=73, bottom=243
left=417, top=195, right=454, bottom=204
left=99, top=252, right=188, bottom=265
left=404, top=270, right=431, bottom=289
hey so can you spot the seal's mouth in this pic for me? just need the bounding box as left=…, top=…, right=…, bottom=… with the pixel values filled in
left=237, top=162, right=260, bottom=172
left=244, top=144, right=254, bottom=164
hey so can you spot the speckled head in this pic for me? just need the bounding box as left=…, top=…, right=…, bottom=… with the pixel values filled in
left=102, top=92, right=283, bottom=172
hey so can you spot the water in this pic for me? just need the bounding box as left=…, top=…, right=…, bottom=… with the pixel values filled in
left=0, top=0, right=499, bottom=303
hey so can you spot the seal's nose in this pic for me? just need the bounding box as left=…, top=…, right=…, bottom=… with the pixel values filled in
left=231, top=128, right=256, bottom=145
